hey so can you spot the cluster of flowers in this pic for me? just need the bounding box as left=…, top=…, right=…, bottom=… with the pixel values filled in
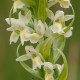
left=6, top=0, right=74, bottom=80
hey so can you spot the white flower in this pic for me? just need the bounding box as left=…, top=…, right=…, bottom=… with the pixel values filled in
left=5, top=11, right=32, bottom=45
left=13, top=0, right=25, bottom=13
left=16, top=46, right=43, bottom=70
left=51, top=22, right=64, bottom=34
left=32, top=56, right=43, bottom=70
left=49, top=10, right=74, bottom=36
left=54, top=11, right=74, bottom=23
left=44, top=62, right=54, bottom=80
left=64, top=27, right=73, bottom=37
left=35, top=20, right=45, bottom=36
left=25, top=20, right=45, bottom=43
left=50, top=22, right=73, bottom=38
left=59, top=0, right=71, bottom=8
left=25, top=33, right=41, bottom=43
left=46, top=10, right=74, bottom=23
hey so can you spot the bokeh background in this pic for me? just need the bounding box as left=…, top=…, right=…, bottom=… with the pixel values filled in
left=0, top=0, right=80, bottom=80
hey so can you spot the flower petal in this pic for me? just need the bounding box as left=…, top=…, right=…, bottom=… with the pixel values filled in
left=54, top=11, right=64, bottom=22
left=13, top=0, right=25, bottom=13
left=30, top=33, right=41, bottom=43
left=35, top=20, right=45, bottom=35
left=64, top=15, right=74, bottom=21
left=64, top=27, right=73, bottom=37
left=44, top=62, right=53, bottom=71
left=56, top=64, right=64, bottom=75
left=5, top=18, right=18, bottom=25
left=32, top=56, right=43, bottom=70
left=20, top=29, right=29, bottom=45
left=25, top=33, right=41, bottom=43
left=59, top=0, right=70, bottom=8
left=16, top=54, right=30, bottom=61
left=10, top=31, right=19, bottom=44
left=18, top=10, right=32, bottom=24
left=46, top=8, right=54, bottom=20
left=25, top=45, right=36, bottom=55
left=51, top=22, right=64, bottom=34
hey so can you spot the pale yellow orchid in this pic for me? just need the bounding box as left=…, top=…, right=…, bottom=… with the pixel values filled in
left=44, top=62, right=54, bottom=80
left=16, top=46, right=43, bottom=70
left=5, top=11, right=32, bottom=45
left=54, top=10, right=74, bottom=23
left=50, top=22, right=64, bottom=34
left=50, top=22, right=73, bottom=37
left=59, top=0, right=71, bottom=8
left=49, top=10, right=74, bottom=37
left=13, top=0, right=25, bottom=13
left=25, top=20, right=45, bottom=43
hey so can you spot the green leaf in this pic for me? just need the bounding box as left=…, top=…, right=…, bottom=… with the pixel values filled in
left=16, top=44, right=43, bottom=80
left=37, top=37, right=54, bottom=60
left=37, top=0, right=47, bottom=22
left=53, top=36, right=66, bottom=63
left=56, top=49, right=68, bottom=80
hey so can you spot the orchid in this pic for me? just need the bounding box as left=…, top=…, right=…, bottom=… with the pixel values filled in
left=25, top=20, right=45, bottom=43
left=59, top=0, right=71, bottom=8
left=16, top=46, right=43, bottom=70
left=6, top=11, right=32, bottom=45
left=48, top=10, right=74, bottom=38
left=44, top=62, right=54, bottom=80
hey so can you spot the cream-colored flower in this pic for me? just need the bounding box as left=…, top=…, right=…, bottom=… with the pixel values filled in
left=50, top=22, right=73, bottom=37
left=50, top=22, right=64, bottom=34
left=32, top=56, right=43, bottom=70
left=16, top=46, right=43, bottom=70
left=13, top=0, right=25, bottom=13
left=44, top=62, right=54, bottom=80
left=25, top=46, right=43, bottom=70
left=25, top=33, right=41, bottom=43
left=25, top=20, right=45, bottom=43
left=49, top=10, right=74, bottom=37
left=35, top=20, right=45, bottom=36
left=59, top=0, right=71, bottom=8
left=54, top=11, right=74, bottom=23
left=5, top=11, right=32, bottom=45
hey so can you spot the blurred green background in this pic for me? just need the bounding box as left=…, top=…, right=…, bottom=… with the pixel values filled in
left=0, top=0, right=80, bottom=80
